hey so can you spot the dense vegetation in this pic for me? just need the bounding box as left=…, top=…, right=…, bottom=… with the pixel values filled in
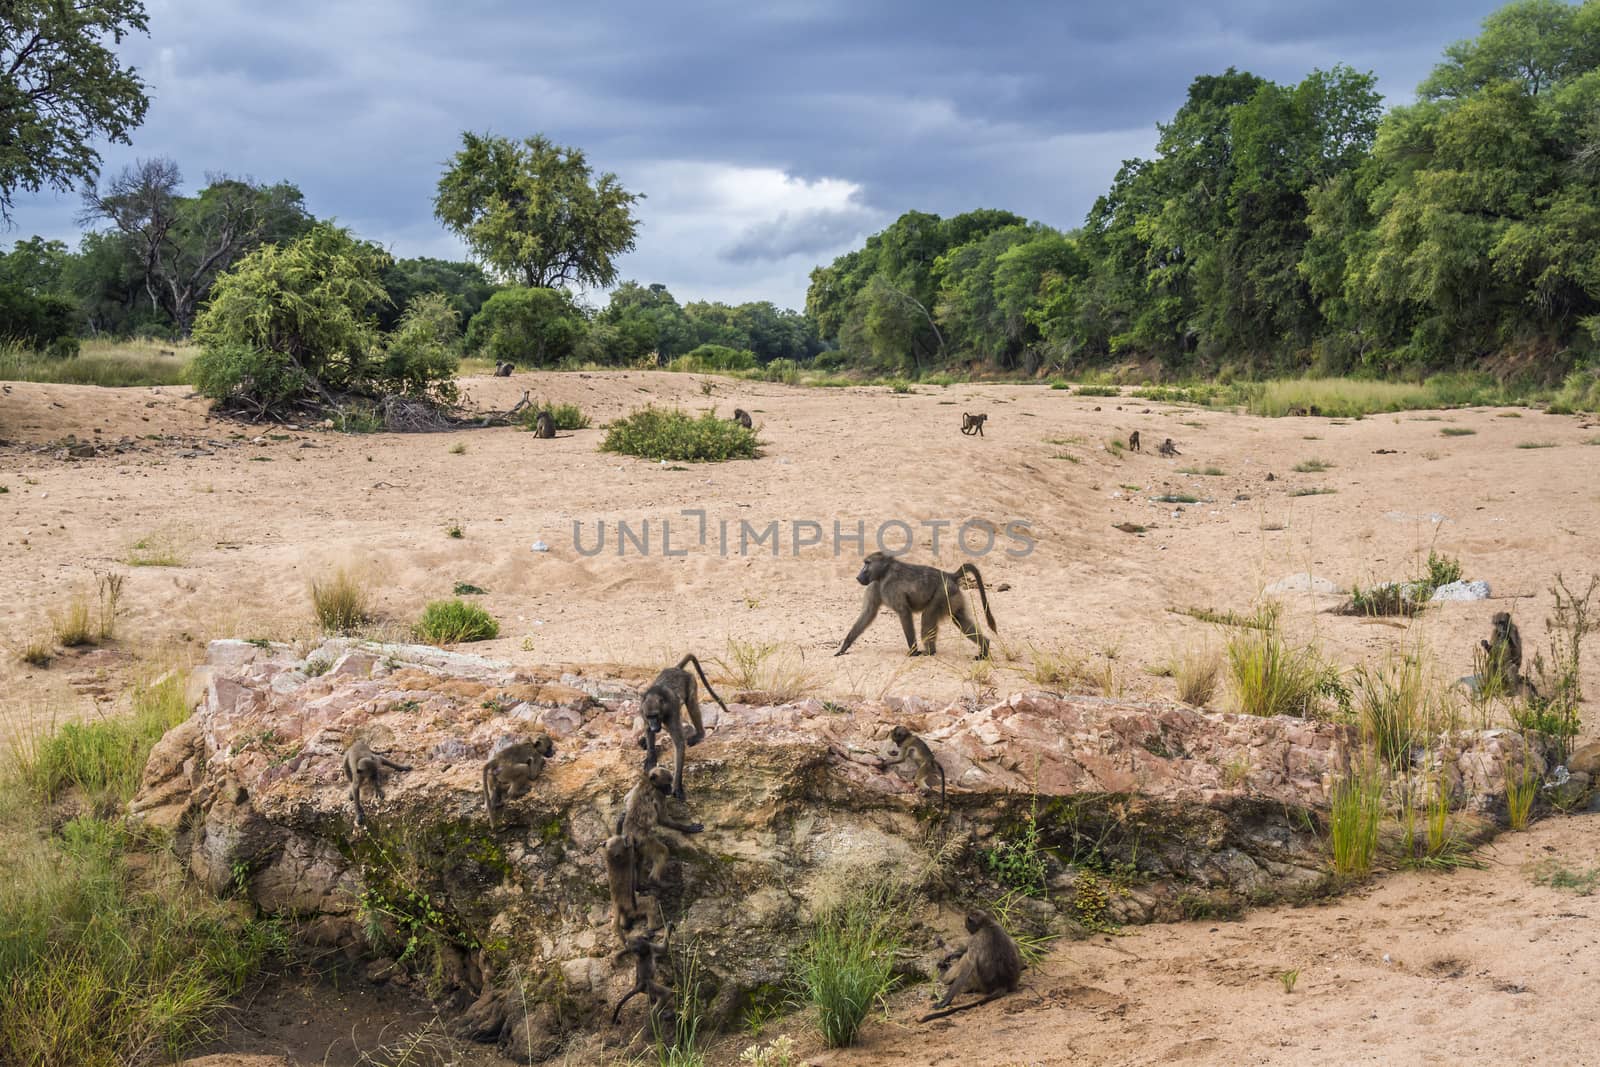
left=3, top=0, right=1598, bottom=397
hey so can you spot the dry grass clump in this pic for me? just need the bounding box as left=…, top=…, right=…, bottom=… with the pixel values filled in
left=310, top=567, right=373, bottom=634
left=1171, top=642, right=1221, bottom=706
left=714, top=639, right=817, bottom=703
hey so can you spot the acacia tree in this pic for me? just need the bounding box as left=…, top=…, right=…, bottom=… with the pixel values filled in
left=0, top=0, right=150, bottom=220
left=80, top=158, right=311, bottom=334
left=433, top=133, right=641, bottom=289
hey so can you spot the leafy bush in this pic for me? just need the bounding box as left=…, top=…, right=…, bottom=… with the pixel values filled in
left=463, top=286, right=586, bottom=367
left=762, top=358, right=801, bottom=384
left=375, top=292, right=461, bottom=403
left=416, top=599, right=499, bottom=644
left=519, top=401, right=590, bottom=431
left=0, top=285, right=81, bottom=355
left=796, top=893, right=901, bottom=1048
left=670, top=343, right=757, bottom=371
left=601, top=406, right=760, bottom=462
left=192, top=224, right=403, bottom=415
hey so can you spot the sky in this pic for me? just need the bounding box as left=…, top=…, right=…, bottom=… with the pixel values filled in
left=8, top=0, right=1510, bottom=310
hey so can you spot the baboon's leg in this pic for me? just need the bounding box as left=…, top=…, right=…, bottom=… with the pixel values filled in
left=951, top=599, right=990, bottom=659
left=669, top=723, right=688, bottom=802
left=350, top=781, right=367, bottom=825
left=643, top=837, right=671, bottom=885
left=897, top=607, right=922, bottom=654
left=920, top=605, right=942, bottom=656
left=836, top=586, right=883, bottom=655
left=683, top=689, right=705, bottom=747
left=932, top=957, right=976, bottom=1009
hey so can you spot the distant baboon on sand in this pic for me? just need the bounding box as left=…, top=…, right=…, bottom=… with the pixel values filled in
left=493, top=361, right=513, bottom=377
left=961, top=412, right=988, bottom=436
left=732, top=408, right=753, bottom=429
left=1158, top=438, right=1180, bottom=456
left=1128, top=430, right=1141, bottom=452
left=533, top=410, right=555, bottom=438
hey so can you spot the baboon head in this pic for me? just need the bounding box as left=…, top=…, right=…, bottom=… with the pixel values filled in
left=964, top=909, right=991, bottom=934
left=857, top=551, right=896, bottom=586
left=1492, top=611, right=1511, bottom=630
left=890, top=725, right=911, bottom=744
left=533, top=734, right=555, bottom=757
left=647, top=766, right=674, bottom=794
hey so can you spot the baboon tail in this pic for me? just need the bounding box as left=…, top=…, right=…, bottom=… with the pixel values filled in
left=956, top=563, right=998, bottom=632
left=482, top=763, right=495, bottom=828
left=676, top=653, right=729, bottom=714
left=938, top=762, right=946, bottom=809
left=918, top=991, right=1007, bottom=1024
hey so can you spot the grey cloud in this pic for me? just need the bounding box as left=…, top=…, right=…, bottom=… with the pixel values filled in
left=721, top=207, right=883, bottom=264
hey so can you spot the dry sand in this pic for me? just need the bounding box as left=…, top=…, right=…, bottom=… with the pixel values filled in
left=3, top=371, right=1598, bottom=1065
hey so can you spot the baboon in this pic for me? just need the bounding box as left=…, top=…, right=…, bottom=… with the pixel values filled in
left=638, top=654, right=727, bottom=801
left=343, top=740, right=411, bottom=826
left=836, top=552, right=998, bottom=660
left=1158, top=438, right=1180, bottom=456
left=482, top=734, right=555, bottom=828
left=919, top=910, right=1023, bottom=1022
left=611, top=928, right=676, bottom=1036
left=732, top=408, right=753, bottom=429
left=1480, top=611, right=1534, bottom=697
left=604, top=834, right=655, bottom=942
left=882, top=725, right=946, bottom=807
left=533, top=410, right=555, bottom=438
left=1128, top=430, right=1141, bottom=452
left=616, top=766, right=704, bottom=886
left=960, top=412, right=988, bottom=436
left=493, top=361, right=513, bottom=377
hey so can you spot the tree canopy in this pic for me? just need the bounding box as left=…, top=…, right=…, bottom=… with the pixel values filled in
left=433, top=133, right=641, bottom=289
left=0, top=0, right=150, bottom=220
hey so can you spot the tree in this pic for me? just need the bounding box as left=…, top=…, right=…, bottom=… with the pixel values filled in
left=80, top=159, right=312, bottom=334
left=463, top=286, right=587, bottom=367
left=1, top=0, right=149, bottom=219
left=595, top=281, right=693, bottom=362
left=434, top=133, right=641, bottom=289
left=191, top=223, right=394, bottom=414
left=375, top=256, right=498, bottom=331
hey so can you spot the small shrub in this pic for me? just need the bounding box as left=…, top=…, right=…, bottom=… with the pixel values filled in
left=981, top=808, right=1049, bottom=896
left=1177, top=466, right=1225, bottom=476
left=1172, top=643, right=1221, bottom=706
left=601, top=406, right=760, bottom=462
left=1289, top=487, right=1337, bottom=497
left=1329, top=766, right=1383, bottom=876
left=1279, top=968, right=1300, bottom=994
left=519, top=401, right=590, bottom=432
left=1292, top=458, right=1332, bottom=472
left=310, top=568, right=371, bottom=634
left=1075, top=385, right=1118, bottom=397
left=16, top=631, right=53, bottom=667
left=797, top=892, right=901, bottom=1049
left=1516, top=441, right=1556, bottom=449
left=1153, top=493, right=1200, bottom=504
left=453, top=582, right=487, bottom=595
left=1531, top=859, right=1600, bottom=895
left=888, top=379, right=912, bottom=394
left=1420, top=551, right=1463, bottom=593
left=448, top=441, right=466, bottom=455
left=51, top=595, right=95, bottom=648
left=1227, top=628, right=1339, bottom=719
left=416, top=599, right=499, bottom=644
left=740, top=1034, right=799, bottom=1066
left=125, top=532, right=184, bottom=567
left=1440, top=427, right=1476, bottom=437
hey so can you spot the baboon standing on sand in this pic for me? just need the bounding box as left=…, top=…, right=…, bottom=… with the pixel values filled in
left=836, top=552, right=997, bottom=659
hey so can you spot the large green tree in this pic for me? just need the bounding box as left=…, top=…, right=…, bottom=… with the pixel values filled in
left=463, top=286, right=587, bottom=367
left=0, top=0, right=150, bottom=220
left=434, top=133, right=641, bottom=288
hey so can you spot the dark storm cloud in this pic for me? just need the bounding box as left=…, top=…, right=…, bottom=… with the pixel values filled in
left=8, top=0, right=1509, bottom=306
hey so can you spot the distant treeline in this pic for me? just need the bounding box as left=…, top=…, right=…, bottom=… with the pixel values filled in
left=4, top=0, right=1597, bottom=385
left=808, top=0, right=1600, bottom=379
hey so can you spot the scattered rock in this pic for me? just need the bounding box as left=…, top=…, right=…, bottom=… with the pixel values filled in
left=1430, top=580, right=1491, bottom=602
left=1567, top=741, right=1600, bottom=777
left=1543, top=769, right=1592, bottom=810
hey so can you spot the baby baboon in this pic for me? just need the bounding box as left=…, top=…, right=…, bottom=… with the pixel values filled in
left=960, top=412, right=988, bottom=436
left=836, top=552, right=998, bottom=660
left=343, top=740, right=412, bottom=826
left=919, top=909, right=1023, bottom=1022
left=882, top=725, right=946, bottom=807
left=1128, top=430, right=1141, bottom=452
left=732, top=408, right=753, bottom=429
left=604, top=834, right=655, bottom=942
left=1158, top=438, right=1180, bottom=456
left=533, top=410, right=555, bottom=438
left=617, top=766, right=704, bottom=886
left=1479, top=611, right=1534, bottom=697
left=482, top=734, right=555, bottom=829
left=493, top=361, right=513, bottom=377
left=611, top=929, right=675, bottom=1035
left=639, top=653, right=727, bottom=801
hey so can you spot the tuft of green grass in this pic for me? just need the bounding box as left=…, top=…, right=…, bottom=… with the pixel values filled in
left=1177, top=466, right=1225, bottom=476
left=310, top=568, right=372, bottom=634
left=1292, top=458, right=1333, bottom=473
left=1152, top=493, right=1200, bottom=504
left=601, top=406, right=760, bottom=462
left=1278, top=968, right=1300, bottom=994
left=1353, top=655, right=1429, bottom=767
left=1440, top=427, right=1476, bottom=437
left=1531, top=859, right=1600, bottom=895
left=125, top=532, right=184, bottom=567
left=1516, top=441, right=1556, bottom=449
left=519, top=401, right=590, bottom=432
left=1075, top=385, right=1119, bottom=397
left=416, top=599, right=499, bottom=644
left=1329, top=766, right=1384, bottom=876
left=1505, top=764, right=1539, bottom=830
left=50, top=595, right=95, bottom=648
left=1169, top=603, right=1281, bottom=630
left=1227, top=627, right=1340, bottom=719
left=796, top=891, right=901, bottom=1049
left=452, top=581, right=487, bottom=596
left=1289, top=487, right=1337, bottom=497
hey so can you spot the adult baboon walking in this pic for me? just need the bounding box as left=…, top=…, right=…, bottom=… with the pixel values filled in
left=961, top=412, right=987, bottom=436
left=836, top=552, right=997, bottom=659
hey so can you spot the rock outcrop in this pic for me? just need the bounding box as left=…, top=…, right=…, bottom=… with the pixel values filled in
left=132, top=639, right=1546, bottom=1060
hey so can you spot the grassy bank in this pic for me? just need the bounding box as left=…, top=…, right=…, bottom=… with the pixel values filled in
left=0, top=339, right=194, bottom=387
left=0, top=673, right=280, bottom=1066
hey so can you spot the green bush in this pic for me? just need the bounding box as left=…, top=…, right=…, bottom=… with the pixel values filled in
left=23, top=672, right=190, bottom=808
left=463, top=286, right=586, bottom=367
left=375, top=292, right=461, bottom=403
left=762, top=357, right=801, bottom=384
left=796, top=894, right=901, bottom=1048
left=416, top=599, right=499, bottom=644
left=674, top=343, right=757, bottom=371
left=601, top=406, right=760, bottom=462
left=191, top=224, right=396, bottom=415
left=520, top=401, right=591, bottom=431
left=0, top=285, right=81, bottom=355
